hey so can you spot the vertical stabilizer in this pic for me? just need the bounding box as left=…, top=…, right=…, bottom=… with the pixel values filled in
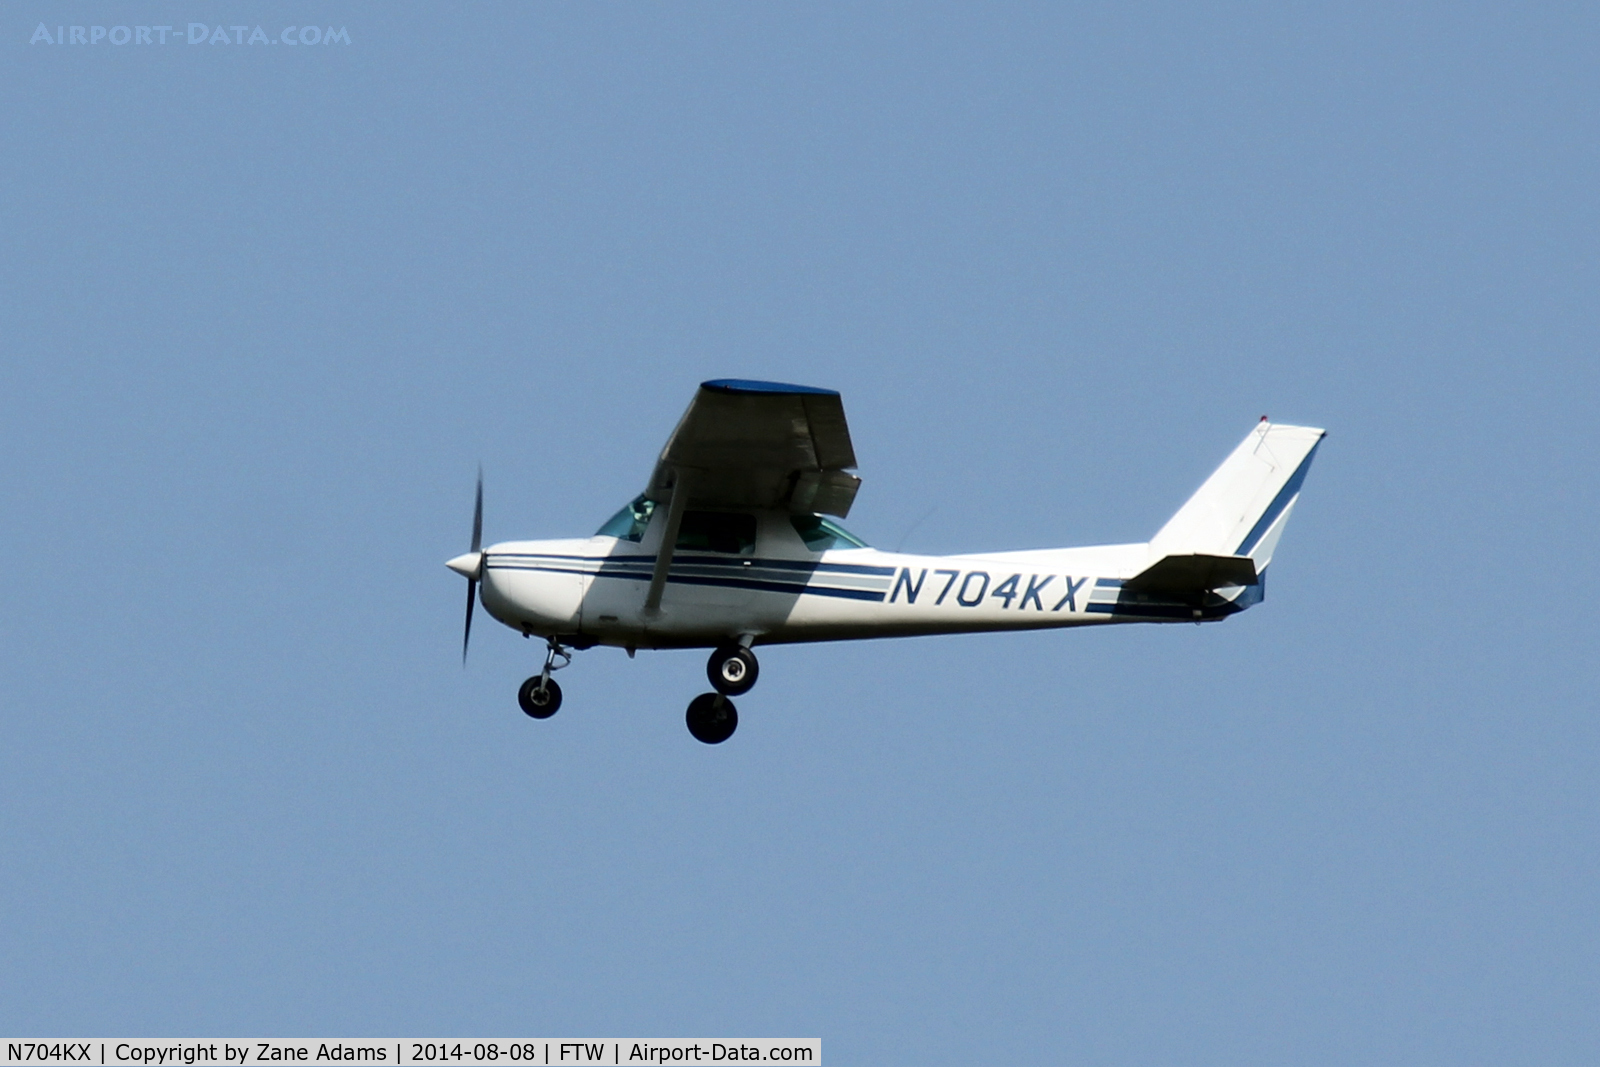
left=1148, top=420, right=1325, bottom=572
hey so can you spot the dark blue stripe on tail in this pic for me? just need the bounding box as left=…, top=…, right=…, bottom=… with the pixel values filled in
left=1235, top=440, right=1322, bottom=556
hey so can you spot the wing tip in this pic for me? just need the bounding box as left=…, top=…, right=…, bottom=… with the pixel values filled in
left=701, top=378, right=839, bottom=397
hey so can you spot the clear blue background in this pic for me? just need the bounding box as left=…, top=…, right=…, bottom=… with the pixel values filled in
left=4, top=3, right=1597, bottom=1062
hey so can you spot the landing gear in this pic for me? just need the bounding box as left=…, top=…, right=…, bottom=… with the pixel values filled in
left=507, top=638, right=752, bottom=743
left=518, top=639, right=571, bottom=719
left=518, top=676, right=562, bottom=718
left=707, top=644, right=759, bottom=696
left=693, top=643, right=755, bottom=741
left=686, top=692, right=738, bottom=744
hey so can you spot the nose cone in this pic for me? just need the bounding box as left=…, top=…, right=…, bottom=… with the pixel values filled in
left=446, top=551, right=483, bottom=579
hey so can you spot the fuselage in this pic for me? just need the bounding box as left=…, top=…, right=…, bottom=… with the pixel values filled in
left=477, top=508, right=1258, bottom=651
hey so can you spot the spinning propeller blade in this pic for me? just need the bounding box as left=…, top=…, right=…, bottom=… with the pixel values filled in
left=462, top=467, right=483, bottom=664
left=471, top=466, right=483, bottom=555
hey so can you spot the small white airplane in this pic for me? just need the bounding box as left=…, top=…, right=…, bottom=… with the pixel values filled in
left=448, top=379, right=1325, bottom=744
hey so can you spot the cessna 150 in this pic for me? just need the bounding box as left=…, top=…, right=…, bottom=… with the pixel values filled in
left=448, top=379, right=1324, bottom=744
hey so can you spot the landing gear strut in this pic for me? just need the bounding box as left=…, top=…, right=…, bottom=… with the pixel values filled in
left=518, top=639, right=570, bottom=719
left=707, top=644, right=759, bottom=696
left=686, top=692, right=738, bottom=744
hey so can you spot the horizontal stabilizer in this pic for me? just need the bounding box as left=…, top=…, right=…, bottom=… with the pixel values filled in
left=1123, top=553, right=1258, bottom=597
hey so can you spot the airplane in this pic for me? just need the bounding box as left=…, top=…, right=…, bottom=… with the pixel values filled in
left=447, top=379, right=1325, bottom=744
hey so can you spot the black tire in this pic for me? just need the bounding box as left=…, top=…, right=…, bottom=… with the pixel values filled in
left=686, top=692, right=738, bottom=744
left=517, top=676, right=562, bottom=719
left=706, top=645, right=759, bottom=696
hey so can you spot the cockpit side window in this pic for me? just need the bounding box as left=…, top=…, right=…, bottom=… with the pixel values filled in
left=596, top=495, right=656, bottom=542
left=790, top=513, right=869, bottom=552
left=677, top=511, right=757, bottom=555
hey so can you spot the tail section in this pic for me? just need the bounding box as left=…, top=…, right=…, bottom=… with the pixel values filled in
left=1148, top=419, right=1325, bottom=572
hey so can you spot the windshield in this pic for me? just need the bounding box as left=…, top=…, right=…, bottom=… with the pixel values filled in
left=791, top=513, right=869, bottom=551
left=595, top=495, right=656, bottom=542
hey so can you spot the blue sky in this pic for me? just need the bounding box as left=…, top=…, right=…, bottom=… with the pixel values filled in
left=3, top=3, right=1597, bottom=1062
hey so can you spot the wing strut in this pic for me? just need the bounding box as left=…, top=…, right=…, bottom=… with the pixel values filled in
left=643, top=468, right=692, bottom=616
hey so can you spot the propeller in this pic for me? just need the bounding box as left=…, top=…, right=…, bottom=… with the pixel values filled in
left=446, top=467, right=485, bottom=664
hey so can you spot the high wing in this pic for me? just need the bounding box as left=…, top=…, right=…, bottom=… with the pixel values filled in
left=645, top=379, right=862, bottom=518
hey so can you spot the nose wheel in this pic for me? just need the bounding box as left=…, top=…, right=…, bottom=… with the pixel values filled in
left=518, top=639, right=570, bottom=719
left=686, top=692, right=738, bottom=744
left=518, top=676, right=562, bottom=718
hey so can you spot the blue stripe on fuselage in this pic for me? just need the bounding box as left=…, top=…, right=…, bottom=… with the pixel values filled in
left=485, top=555, right=889, bottom=602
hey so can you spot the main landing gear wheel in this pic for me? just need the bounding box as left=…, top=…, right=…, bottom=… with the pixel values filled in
left=686, top=692, right=738, bottom=744
left=518, top=676, right=562, bottom=718
left=707, top=645, right=759, bottom=696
